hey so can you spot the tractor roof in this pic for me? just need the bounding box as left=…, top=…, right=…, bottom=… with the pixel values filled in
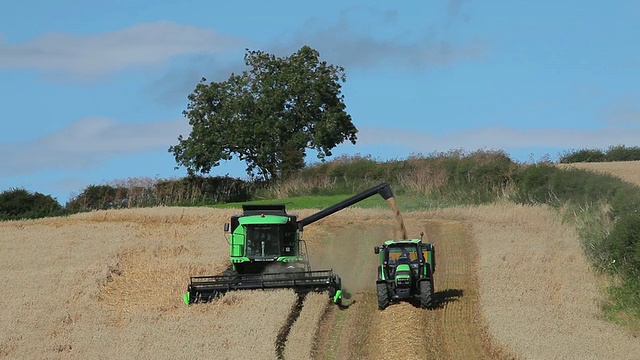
left=238, top=214, right=291, bottom=225
left=383, top=239, right=422, bottom=246
left=242, top=204, right=287, bottom=215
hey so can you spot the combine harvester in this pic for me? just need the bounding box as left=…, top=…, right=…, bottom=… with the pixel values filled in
left=184, top=182, right=396, bottom=305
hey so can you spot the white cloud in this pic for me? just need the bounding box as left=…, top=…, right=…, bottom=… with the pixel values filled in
left=0, top=21, right=243, bottom=77
left=0, top=117, right=190, bottom=176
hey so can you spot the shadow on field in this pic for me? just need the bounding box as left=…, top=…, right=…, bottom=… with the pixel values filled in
left=404, top=288, right=464, bottom=309
left=432, top=288, right=464, bottom=309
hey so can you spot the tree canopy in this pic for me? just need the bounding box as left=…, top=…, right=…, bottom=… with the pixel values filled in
left=0, top=188, right=63, bottom=220
left=169, top=45, right=357, bottom=181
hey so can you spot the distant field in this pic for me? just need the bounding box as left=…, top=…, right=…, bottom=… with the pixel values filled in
left=558, top=160, right=640, bottom=186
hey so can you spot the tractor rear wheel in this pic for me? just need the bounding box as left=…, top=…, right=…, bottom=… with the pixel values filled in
left=419, top=280, right=433, bottom=309
left=377, top=283, right=390, bottom=310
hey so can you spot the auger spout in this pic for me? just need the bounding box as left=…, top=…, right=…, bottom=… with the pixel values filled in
left=297, top=183, right=394, bottom=231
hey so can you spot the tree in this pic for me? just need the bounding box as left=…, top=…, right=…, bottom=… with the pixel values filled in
left=0, top=188, right=63, bottom=220
left=169, top=45, right=358, bottom=181
left=66, top=185, right=120, bottom=212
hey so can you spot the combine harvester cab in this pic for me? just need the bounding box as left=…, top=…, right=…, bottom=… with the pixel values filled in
left=185, top=182, right=396, bottom=306
left=374, top=235, right=436, bottom=310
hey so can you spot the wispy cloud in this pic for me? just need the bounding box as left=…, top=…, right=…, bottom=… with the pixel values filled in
left=357, top=126, right=640, bottom=154
left=0, top=21, right=243, bottom=77
left=603, top=96, right=640, bottom=125
left=148, top=6, right=485, bottom=106
left=145, top=53, right=246, bottom=106
left=0, top=117, right=190, bottom=176
left=446, top=0, right=472, bottom=27
left=267, top=6, right=485, bottom=71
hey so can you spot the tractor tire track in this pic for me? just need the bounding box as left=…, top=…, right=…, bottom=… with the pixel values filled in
left=311, top=224, right=390, bottom=359
left=276, top=294, right=306, bottom=359
left=420, top=219, right=512, bottom=359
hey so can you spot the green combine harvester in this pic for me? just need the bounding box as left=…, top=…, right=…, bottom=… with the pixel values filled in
left=185, top=183, right=396, bottom=305
left=374, top=236, right=436, bottom=309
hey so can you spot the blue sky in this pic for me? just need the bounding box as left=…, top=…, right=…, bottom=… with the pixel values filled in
left=1, top=1, right=639, bottom=204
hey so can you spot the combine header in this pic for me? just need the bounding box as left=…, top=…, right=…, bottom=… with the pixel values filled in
left=185, top=182, right=396, bottom=305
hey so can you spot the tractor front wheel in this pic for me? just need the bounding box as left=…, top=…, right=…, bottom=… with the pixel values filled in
left=377, top=283, right=390, bottom=310
left=419, top=280, right=433, bottom=309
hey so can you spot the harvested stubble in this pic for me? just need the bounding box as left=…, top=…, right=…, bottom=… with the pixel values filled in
left=283, top=293, right=330, bottom=360
left=0, top=207, right=298, bottom=359
left=441, top=203, right=640, bottom=360
left=3, top=203, right=640, bottom=359
left=310, top=205, right=640, bottom=359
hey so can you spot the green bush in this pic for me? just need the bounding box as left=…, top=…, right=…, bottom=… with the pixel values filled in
left=603, top=279, right=640, bottom=324
left=512, top=164, right=559, bottom=204
left=513, top=163, right=640, bottom=284
left=272, top=150, right=517, bottom=203
left=605, top=213, right=640, bottom=276
left=605, top=145, right=640, bottom=162
left=297, top=154, right=402, bottom=183
left=410, top=150, right=515, bottom=203
left=0, top=188, right=64, bottom=220
left=155, top=176, right=254, bottom=205
left=66, top=176, right=255, bottom=212
left=560, top=146, right=640, bottom=163
left=512, top=164, right=619, bottom=205
left=559, top=148, right=606, bottom=163
left=609, top=185, right=640, bottom=219
left=66, top=185, right=120, bottom=212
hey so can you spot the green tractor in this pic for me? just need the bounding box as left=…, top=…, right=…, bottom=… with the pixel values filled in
left=374, top=236, right=436, bottom=310
left=185, top=183, right=396, bottom=305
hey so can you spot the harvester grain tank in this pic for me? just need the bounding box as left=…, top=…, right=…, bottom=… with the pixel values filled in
left=185, top=182, right=396, bottom=305
left=374, top=235, right=436, bottom=309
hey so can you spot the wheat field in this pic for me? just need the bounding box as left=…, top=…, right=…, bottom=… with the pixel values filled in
left=3, top=163, right=640, bottom=359
left=558, top=160, right=640, bottom=186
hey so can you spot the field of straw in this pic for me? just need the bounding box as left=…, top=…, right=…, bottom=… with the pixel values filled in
left=2, top=161, right=640, bottom=359
left=0, top=208, right=304, bottom=359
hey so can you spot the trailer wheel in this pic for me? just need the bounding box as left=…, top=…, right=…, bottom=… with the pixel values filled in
left=419, top=280, right=433, bottom=309
left=377, top=283, right=390, bottom=310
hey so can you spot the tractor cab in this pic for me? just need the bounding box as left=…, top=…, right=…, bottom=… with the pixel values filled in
left=386, top=243, right=420, bottom=264
left=244, top=223, right=296, bottom=257
left=225, top=205, right=303, bottom=274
